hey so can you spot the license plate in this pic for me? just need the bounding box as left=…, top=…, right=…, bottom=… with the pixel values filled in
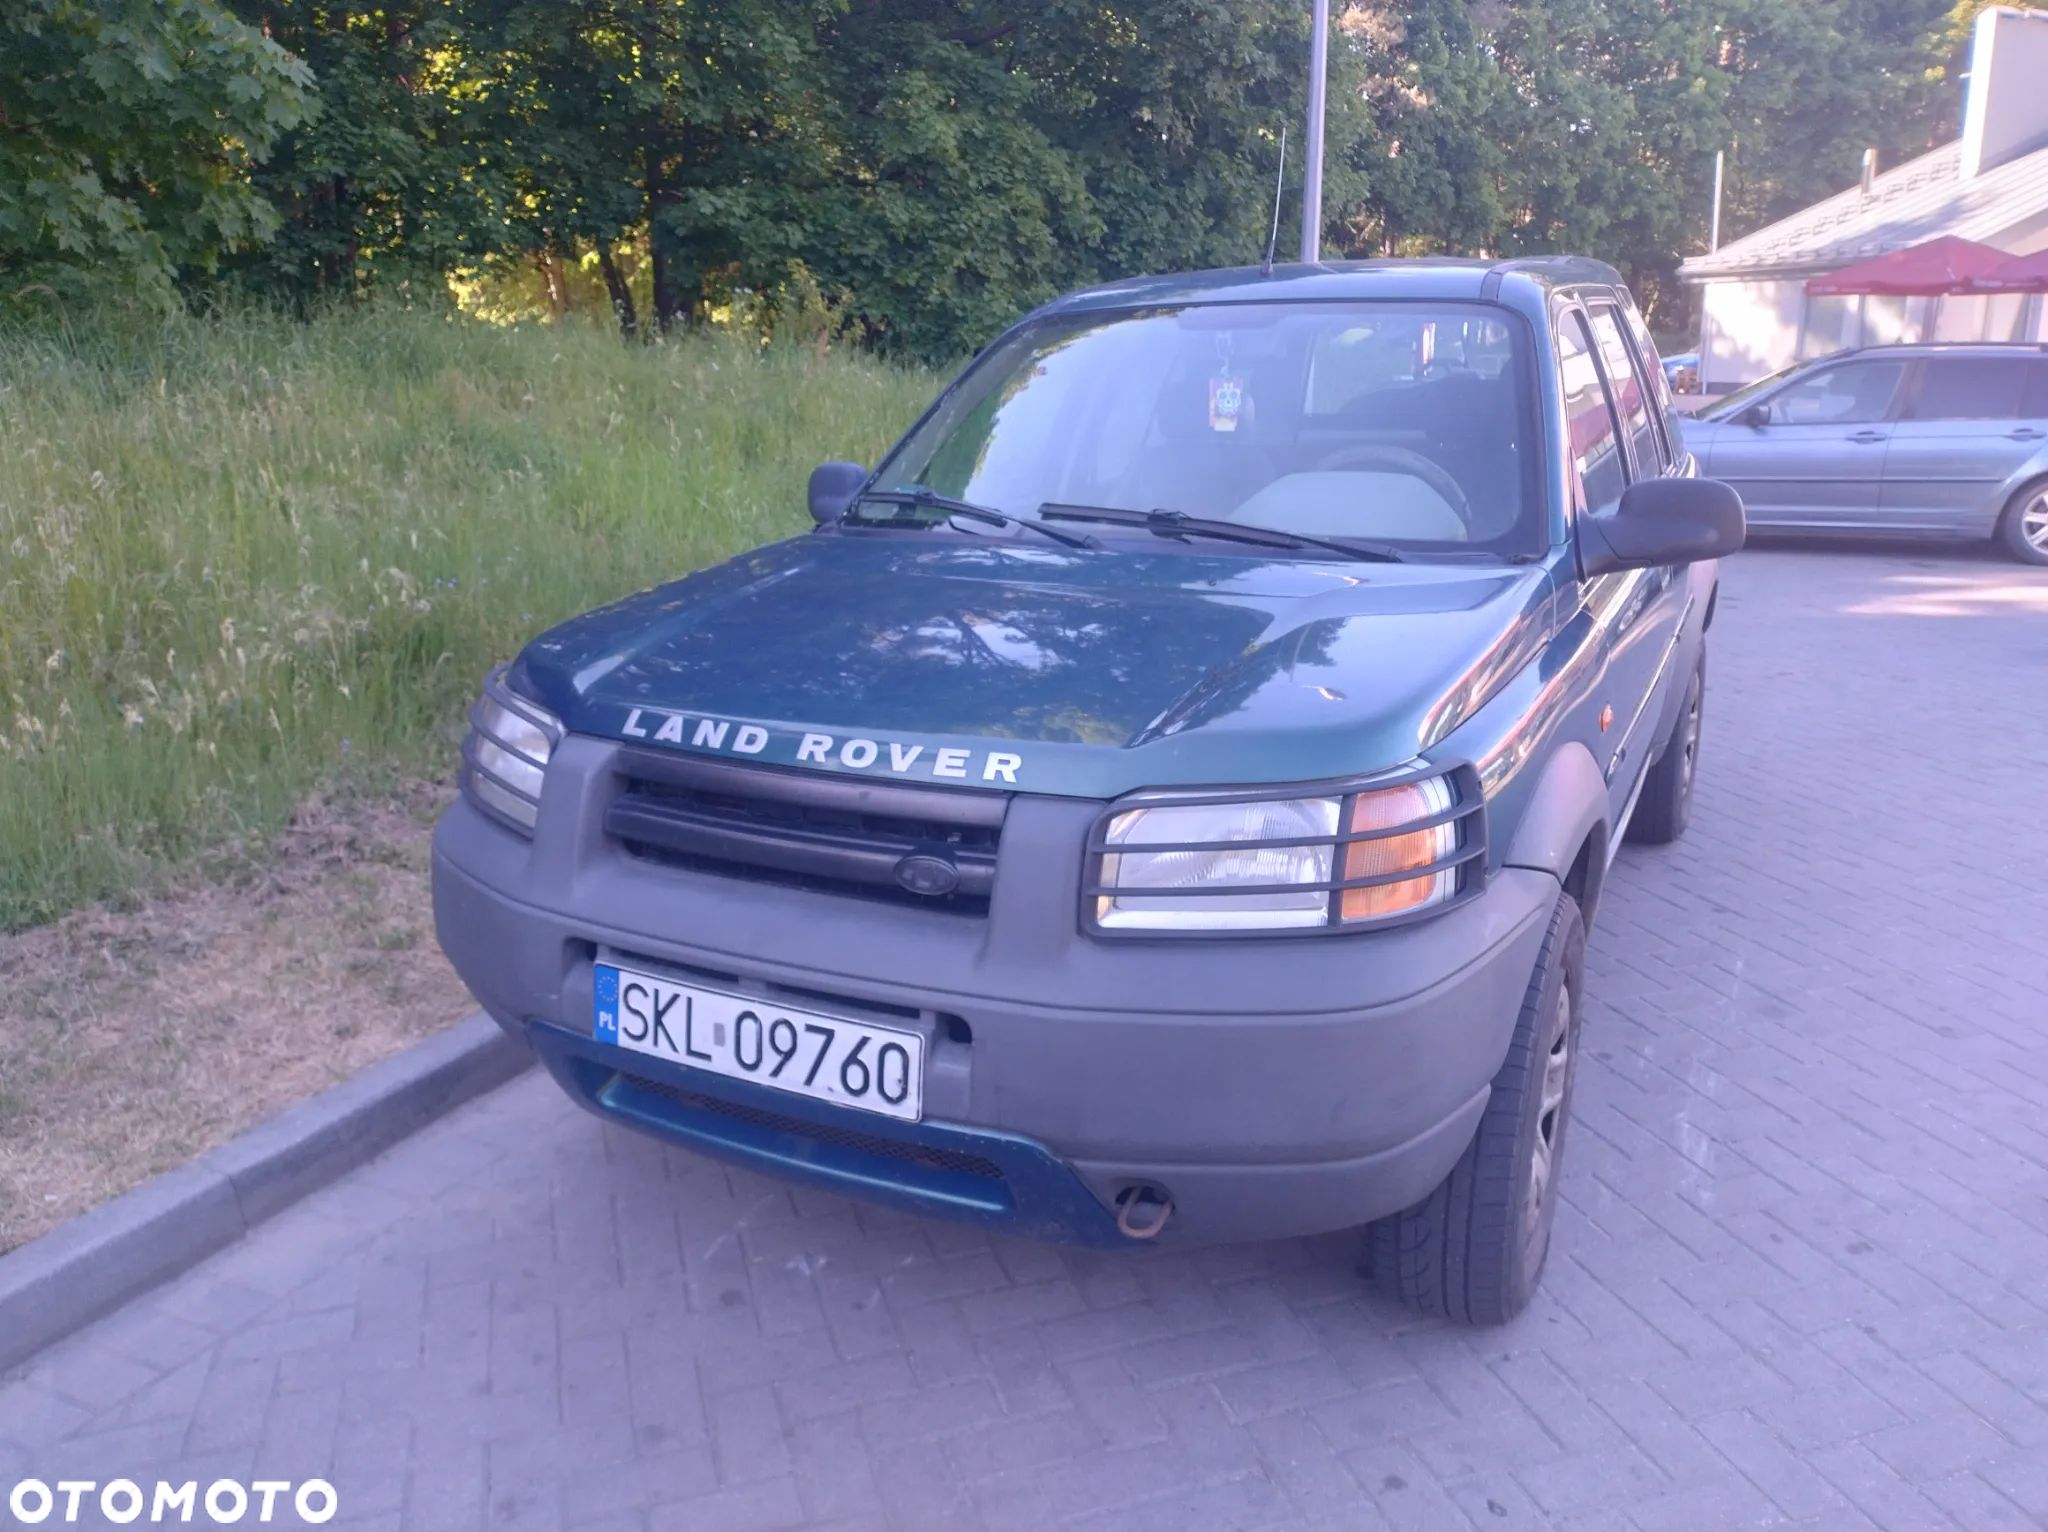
left=593, top=964, right=925, bottom=1122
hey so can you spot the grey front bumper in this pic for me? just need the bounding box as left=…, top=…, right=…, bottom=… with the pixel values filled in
left=432, top=737, right=1559, bottom=1243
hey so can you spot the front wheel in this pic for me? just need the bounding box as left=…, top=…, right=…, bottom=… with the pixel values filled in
left=1365, top=891, right=1585, bottom=1325
left=1997, top=479, right=2048, bottom=566
left=1626, top=654, right=1704, bottom=846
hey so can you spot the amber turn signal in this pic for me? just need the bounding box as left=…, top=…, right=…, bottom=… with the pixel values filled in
left=1340, top=780, right=1458, bottom=922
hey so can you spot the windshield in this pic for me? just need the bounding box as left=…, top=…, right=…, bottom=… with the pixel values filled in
left=870, top=301, right=1541, bottom=557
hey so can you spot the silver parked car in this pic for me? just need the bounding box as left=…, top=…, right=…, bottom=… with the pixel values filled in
left=1681, top=344, right=2048, bottom=565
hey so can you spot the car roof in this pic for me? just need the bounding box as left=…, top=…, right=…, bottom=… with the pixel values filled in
left=1032, top=256, right=1628, bottom=318
left=1805, top=342, right=2048, bottom=362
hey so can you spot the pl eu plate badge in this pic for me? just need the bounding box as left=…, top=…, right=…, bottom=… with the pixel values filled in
left=1208, top=374, right=1247, bottom=432
left=594, top=965, right=620, bottom=1044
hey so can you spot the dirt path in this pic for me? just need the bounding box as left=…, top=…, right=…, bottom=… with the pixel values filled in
left=0, top=784, right=476, bottom=1252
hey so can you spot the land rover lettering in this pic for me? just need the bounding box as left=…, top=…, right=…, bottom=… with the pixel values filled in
left=619, top=708, right=1026, bottom=783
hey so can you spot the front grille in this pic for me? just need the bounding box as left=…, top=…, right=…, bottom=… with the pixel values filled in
left=607, top=747, right=1006, bottom=915
left=623, top=1073, right=1005, bottom=1181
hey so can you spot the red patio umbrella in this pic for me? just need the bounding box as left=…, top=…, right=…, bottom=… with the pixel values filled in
left=1804, top=236, right=2010, bottom=296
left=1970, top=249, right=2048, bottom=293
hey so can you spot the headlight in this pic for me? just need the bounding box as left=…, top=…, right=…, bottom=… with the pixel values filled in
left=1089, top=770, right=1480, bottom=934
left=1099, top=797, right=1339, bottom=930
left=461, top=665, right=561, bottom=833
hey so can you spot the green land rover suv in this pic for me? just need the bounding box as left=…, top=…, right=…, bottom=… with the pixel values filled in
left=433, top=257, right=1744, bottom=1324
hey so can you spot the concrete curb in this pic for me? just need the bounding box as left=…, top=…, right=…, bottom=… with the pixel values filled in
left=0, top=1012, right=529, bottom=1374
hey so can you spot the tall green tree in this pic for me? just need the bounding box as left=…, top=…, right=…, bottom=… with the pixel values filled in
left=786, top=1, right=1377, bottom=356
left=455, top=1, right=1369, bottom=357
left=0, top=0, right=312, bottom=307
left=1333, top=0, right=1958, bottom=324
left=1714, top=0, right=1951, bottom=234
left=1491, top=0, right=1726, bottom=313
left=461, top=0, right=838, bottom=333
left=219, top=3, right=493, bottom=301
left=1338, top=0, right=1514, bottom=256
left=1038, top=1, right=1371, bottom=278
left=795, top=4, right=1102, bottom=357
left=455, top=0, right=654, bottom=332
left=7, top=0, right=2006, bottom=342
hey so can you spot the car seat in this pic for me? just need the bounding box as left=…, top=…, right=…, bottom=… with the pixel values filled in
left=1111, top=364, right=1286, bottom=519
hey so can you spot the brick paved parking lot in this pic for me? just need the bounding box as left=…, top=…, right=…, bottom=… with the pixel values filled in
left=4, top=545, right=2047, bottom=1532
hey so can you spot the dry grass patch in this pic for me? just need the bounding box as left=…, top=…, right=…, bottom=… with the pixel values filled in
left=0, top=784, right=476, bottom=1253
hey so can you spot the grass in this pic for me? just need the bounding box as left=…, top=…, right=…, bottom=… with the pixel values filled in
left=0, top=304, right=937, bottom=929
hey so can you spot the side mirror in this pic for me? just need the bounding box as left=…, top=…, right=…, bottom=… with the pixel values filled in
left=1737, top=401, right=1770, bottom=428
left=808, top=460, right=868, bottom=525
left=1580, top=477, right=1746, bottom=578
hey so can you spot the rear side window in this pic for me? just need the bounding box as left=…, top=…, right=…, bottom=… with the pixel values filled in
left=1907, top=357, right=2029, bottom=421
left=1558, top=312, right=1626, bottom=516
left=1590, top=306, right=1667, bottom=473
left=2023, top=360, right=2048, bottom=419
left=1619, top=302, right=1685, bottom=458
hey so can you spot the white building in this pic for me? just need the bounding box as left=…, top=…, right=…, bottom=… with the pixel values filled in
left=1680, top=5, right=2048, bottom=394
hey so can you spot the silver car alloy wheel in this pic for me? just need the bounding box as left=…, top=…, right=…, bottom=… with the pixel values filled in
left=1522, top=978, right=1572, bottom=1244
left=1678, top=678, right=1702, bottom=797
left=2024, top=489, right=2048, bottom=555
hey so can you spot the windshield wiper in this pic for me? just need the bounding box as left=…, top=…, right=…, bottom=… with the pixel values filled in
left=1037, top=504, right=1404, bottom=563
left=852, top=487, right=1096, bottom=550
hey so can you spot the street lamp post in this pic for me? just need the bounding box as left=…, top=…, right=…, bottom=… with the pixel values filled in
left=1298, top=0, right=1330, bottom=264
left=1709, top=149, right=1725, bottom=254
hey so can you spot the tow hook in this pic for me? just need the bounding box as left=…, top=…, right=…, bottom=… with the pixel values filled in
left=1114, top=1184, right=1174, bottom=1240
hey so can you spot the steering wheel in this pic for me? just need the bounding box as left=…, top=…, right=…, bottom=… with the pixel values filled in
left=1311, top=444, right=1473, bottom=523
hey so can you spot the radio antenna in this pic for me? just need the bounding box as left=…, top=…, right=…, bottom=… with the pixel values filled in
left=1261, top=121, right=1288, bottom=277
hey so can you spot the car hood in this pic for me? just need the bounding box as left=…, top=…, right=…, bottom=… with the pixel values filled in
left=515, top=534, right=1556, bottom=799
left=1676, top=414, right=1730, bottom=469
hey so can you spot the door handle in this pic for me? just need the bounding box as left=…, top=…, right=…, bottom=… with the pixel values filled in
left=1847, top=430, right=1888, bottom=444
left=2010, top=428, right=2046, bottom=441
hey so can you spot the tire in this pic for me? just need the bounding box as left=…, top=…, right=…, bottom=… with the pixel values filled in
left=1365, top=891, right=1585, bottom=1326
left=1997, top=479, right=2048, bottom=566
left=1625, top=653, right=1704, bottom=846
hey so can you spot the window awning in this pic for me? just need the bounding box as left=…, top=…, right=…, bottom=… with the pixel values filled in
left=1803, top=237, right=2011, bottom=296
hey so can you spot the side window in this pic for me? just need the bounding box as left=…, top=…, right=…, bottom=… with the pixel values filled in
left=1767, top=361, right=1906, bottom=425
left=1619, top=300, right=1685, bottom=461
left=1558, top=311, right=1626, bottom=516
left=1591, top=306, right=1666, bottom=474
left=1906, top=357, right=2029, bottom=421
